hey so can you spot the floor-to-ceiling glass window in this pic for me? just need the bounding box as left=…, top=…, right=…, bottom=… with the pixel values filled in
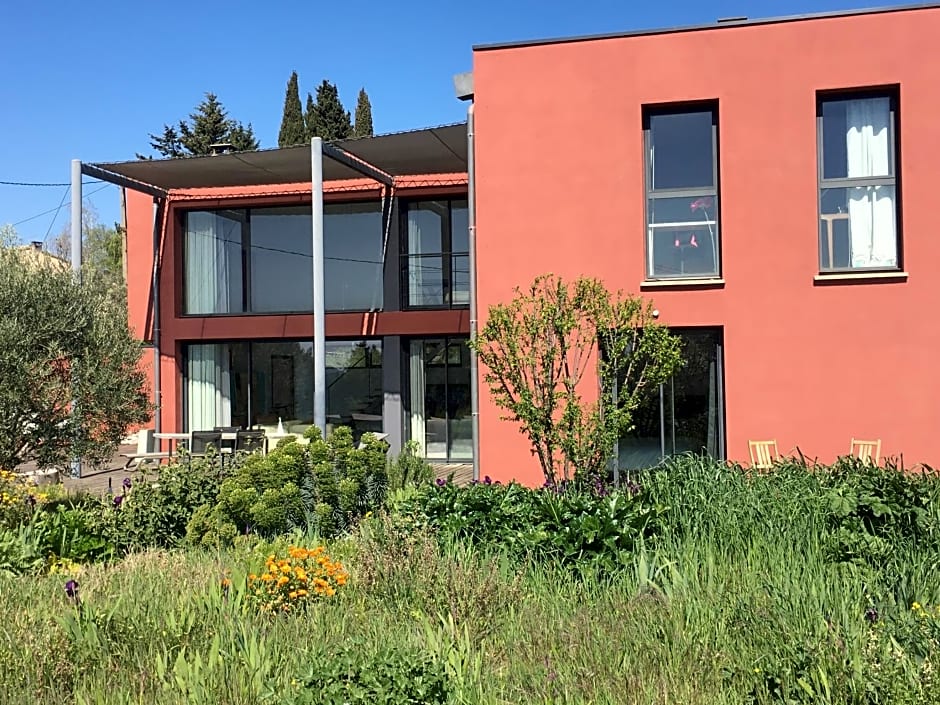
left=408, top=338, right=472, bottom=460
left=617, top=329, right=724, bottom=471
left=184, top=339, right=382, bottom=437
left=325, top=340, right=383, bottom=439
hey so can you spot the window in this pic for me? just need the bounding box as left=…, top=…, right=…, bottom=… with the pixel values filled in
left=617, top=329, right=724, bottom=471
left=818, top=91, right=899, bottom=271
left=184, top=339, right=382, bottom=442
left=402, top=199, right=470, bottom=308
left=644, top=106, right=720, bottom=279
left=183, top=202, right=384, bottom=315
left=407, top=338, right=472, bottom=460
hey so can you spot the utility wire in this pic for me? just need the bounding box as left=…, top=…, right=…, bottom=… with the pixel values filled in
left=11, top=183, right=113, bottom=227
left=0, top=179, right=102, bottom=187
left=42, top=187, right=72, bottom=245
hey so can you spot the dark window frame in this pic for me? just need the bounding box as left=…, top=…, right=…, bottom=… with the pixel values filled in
left=181, top=337, right=383, bottom=432
left=816, top=87, right=901, bottom=273
left=181, top=202, right=384, bottom=316
left=643, top=102, right=721, bottom=281
left=400, top=198, right=470, bottom=310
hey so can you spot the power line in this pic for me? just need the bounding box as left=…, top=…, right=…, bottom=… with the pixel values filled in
left=42, top=187, right=71, bottom=245
left=0, top=179, right=103, bottom=187
left=11, top=183, right=114, bottom=227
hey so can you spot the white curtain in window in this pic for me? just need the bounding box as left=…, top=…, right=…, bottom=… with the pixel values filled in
left=407, top=212, right=426, bottom=306
left=408, top=341, right=426, bottom=455
left=186, top=212, right=231, bottom=313
left=187, top=344, right=232, bottom=431
left=846, top=99, right=896, bottom=268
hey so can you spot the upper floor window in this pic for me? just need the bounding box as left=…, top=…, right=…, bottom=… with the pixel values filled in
left=644, top=105, right=720, bottom=279
left=183, top=202, right=383, bottom=315
left=818, top=91, right=899, bottom=271
left=402, top=199, right=469, bottom=308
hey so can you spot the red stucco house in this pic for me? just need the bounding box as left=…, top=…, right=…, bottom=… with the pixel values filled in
left=85, top=4, right=940, bottom=485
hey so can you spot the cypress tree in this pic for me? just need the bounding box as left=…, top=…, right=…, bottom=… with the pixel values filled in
left=304, top=93, right=317, bottom=140
left=353, top=88, right=374, bottom=138
left=278, top=71, right=306, bottom=147
left=312, top=80, right=352, bottom=141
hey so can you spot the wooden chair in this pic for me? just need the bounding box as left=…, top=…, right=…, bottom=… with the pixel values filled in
left=850, top=438, right=881, bottom=464
left=748, top=440, right=779, bottom=470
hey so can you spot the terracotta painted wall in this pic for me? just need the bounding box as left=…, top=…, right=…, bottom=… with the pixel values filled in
left=473, top=8, right=940, bottom=485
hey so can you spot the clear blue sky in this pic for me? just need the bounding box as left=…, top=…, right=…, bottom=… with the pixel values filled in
left=0, top=0, right=904, bottom=245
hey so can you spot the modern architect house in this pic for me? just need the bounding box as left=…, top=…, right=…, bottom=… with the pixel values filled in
left=83, top=3, right=940, bottom=485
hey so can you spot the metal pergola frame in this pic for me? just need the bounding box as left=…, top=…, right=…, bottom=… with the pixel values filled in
left=71, top=122, right=479, bottom=479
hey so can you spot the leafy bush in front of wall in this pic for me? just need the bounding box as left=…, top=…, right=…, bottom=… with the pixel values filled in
left=187, top=428, right=388, bottom=545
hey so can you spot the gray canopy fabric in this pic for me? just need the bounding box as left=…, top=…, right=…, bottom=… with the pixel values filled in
left=86, top=123, right=467, bottom=194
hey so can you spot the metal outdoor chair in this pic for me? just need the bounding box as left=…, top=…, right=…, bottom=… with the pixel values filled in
left=850, top=438, right=881, bottom=464
left=189, top=431, right=224, bottom=456
left=235, top=430, right=266, bottom=454
left=748, top=440, right=779, bottom=471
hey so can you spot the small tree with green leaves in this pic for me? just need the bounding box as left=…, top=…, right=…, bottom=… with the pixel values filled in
left=0, top=245, right=150, bottom=470
left=471, top=274, right=682, bottom=485
left=140, top=92, right=259, bottom=158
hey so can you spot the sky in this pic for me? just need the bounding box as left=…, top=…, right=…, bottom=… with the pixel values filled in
left=0, top=0, right=907, bottom=246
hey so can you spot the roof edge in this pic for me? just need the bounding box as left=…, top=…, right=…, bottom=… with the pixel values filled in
left=472, top=2, right=940, bottom=52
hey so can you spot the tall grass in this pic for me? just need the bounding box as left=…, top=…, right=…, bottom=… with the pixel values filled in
left=0, top=456, right=937, bottom=703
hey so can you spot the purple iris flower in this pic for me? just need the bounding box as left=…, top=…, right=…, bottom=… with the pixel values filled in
left=64, top=580, right=79, bottom=599
left=122, top=477, right=132, bottom=491
left=113, top=495, right=124, bottom=508
left=435, top=478, right=446, bottom=487
left=483, top=476, right=492, bottom=485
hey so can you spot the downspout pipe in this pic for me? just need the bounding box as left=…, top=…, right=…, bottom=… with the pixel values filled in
left=151, top=199, right=164, bottom=434
left=467, top=105, right=481, bottom=482
left=70, top=160, right=82, bottom=478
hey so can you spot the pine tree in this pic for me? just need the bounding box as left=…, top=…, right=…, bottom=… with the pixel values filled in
left=143, top=92, right=259, bottom=158
left=304, top=93, right=317, bottom=141
left=353, top=88, right=374, bottom=138
left=278, top=71, right=306, bottom=147
left=311, top=80, right=352, bottom=141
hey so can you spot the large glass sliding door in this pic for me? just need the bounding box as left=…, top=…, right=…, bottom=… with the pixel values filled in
left=618, top=329, right=724, bottom=471
left=408, top=338, right=472, bottom=461
left=184, top=340, right=382, bottom=439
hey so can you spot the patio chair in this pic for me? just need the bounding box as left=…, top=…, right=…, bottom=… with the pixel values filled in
left=189, top=431, right=224, bottom=456
left=120, top=429, right=170, bottom=469
left=850, top=438, right=881, bottom=464
left=235, top=430, right=265, bottom=454
left=748, top=440, right=779, bottom=471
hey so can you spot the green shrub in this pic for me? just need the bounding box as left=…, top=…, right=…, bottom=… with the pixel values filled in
left=279, top=644, right=450, bottom=705
left=93, top=455, right=223, bottom=553
left=397, top=478, right=662, bottom=570
left=187, top=428, right=389, bottom=546
left=387, top=440, right=433, bottom=491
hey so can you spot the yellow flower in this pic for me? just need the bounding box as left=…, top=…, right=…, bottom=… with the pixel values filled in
left=248, top=574, right=258, bottom=582
left=288, top=591, right=297, bottom=600
left=913, top=602, right=923, bottom=611
left=277, top=576, right=289, bottom=587
left=296, top=589, right=307, bottom=597
left=261, top=573, right=274, bottom=582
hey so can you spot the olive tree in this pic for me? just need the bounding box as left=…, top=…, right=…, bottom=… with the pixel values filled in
left=0, top=245, right=150, bottom=470
left=471, top=274, right=682, bottom=485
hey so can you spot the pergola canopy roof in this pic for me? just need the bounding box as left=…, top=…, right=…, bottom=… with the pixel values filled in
left=85, top=122, right=467, bottom=195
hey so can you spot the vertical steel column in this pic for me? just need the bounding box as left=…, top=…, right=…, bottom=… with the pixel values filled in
left=69, top=160, right=82, bottom=477
left=152, top=199, right=163, bottom=433
left=311, top=138, right=326, bottom=435
left=467, top=106, right=481, bottom=481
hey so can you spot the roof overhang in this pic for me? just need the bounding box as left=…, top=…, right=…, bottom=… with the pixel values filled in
left=83, top=122, right=468, bottom=197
